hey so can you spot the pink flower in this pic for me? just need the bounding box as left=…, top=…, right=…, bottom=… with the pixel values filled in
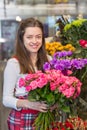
left=19, top=78, right=25, bottom=87
left=73, top=86, right=81, bottom=99
left=50, top=82, right=57, bottom=91
left=29, top=81, right=38, bottom=90
left=58, top=84, right=69, bottom=92
left=36, top=77, right=48, bottom=88
left=26, top=85, right=32, bottom=92
left=62, top=86, right=75, bottom=98
left=67, top=70, right=72, bottom=75
left=65, top=77, right=75, bottom=85
left=25, top=74, right=35, bottom=81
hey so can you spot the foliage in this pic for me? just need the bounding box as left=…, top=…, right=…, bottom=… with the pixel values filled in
left=63, top=19, right=87, bottom=47
left=56, top=18, right=87, bottom=47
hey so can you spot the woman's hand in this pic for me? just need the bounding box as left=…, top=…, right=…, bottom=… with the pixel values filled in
left=17, top=99, right=48, bottom=113
left=50, top=103, right=58, bottom=112
left=28, top=101, right=48, bottom=112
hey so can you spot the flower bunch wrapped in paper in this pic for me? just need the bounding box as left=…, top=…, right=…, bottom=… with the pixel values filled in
left=18, top=69, right=82, bottom=130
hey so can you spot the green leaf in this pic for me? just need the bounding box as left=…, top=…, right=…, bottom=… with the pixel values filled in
left=61, top=105, right=70, bottom=113
left=46, top=93, right=55, bottom=105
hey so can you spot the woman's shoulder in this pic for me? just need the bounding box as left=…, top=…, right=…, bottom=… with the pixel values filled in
left=5, top=58, right=20, bottom=74
left=7, top=57, right=19, bottom=64
left=6, top=57, right=20, bottom=69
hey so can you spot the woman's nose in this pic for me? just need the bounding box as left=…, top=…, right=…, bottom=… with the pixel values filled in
left=32, top=37, right=37, bottom=43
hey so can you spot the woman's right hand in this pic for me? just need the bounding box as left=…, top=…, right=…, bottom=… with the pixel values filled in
left=28, top=101, right=48, bottom=112
left=17, top=99, right=48, bottom=113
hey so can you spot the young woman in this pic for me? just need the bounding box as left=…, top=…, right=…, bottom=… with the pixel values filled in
left=3, top=18, right=52, bottom=130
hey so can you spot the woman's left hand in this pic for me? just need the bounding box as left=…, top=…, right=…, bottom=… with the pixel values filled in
left=50, top=103, right=58, bottom=112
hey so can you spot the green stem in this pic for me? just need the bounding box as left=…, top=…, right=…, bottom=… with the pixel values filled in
left=33, top=111, right=54, bottom=130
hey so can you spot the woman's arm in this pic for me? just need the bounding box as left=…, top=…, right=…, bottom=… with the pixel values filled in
left=2, top=58, right=21, bottom=110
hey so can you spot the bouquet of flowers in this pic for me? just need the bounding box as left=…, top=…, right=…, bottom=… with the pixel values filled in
left=18, top=69, right=82, bottom=130
left=51, top=116, right=87, bottom=130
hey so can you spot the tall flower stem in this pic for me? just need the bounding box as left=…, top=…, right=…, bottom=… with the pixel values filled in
left=33, top=110, right=54, bottom=130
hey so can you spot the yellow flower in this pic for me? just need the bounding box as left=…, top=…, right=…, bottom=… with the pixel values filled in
left=64, top=44, right=76, bottom=51
left=45, top=42, right=76, bottom=56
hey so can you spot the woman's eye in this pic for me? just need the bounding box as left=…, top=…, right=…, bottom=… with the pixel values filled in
left=37, top=36, right=42, bottom=39
left=27, top=37, right=32, bottom=39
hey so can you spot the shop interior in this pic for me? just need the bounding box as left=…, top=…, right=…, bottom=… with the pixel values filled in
left=0, top=0, right=87, bottom=60
left=0, top=1, right=87, bottom=130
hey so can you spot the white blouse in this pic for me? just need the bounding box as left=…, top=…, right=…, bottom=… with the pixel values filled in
left=3, top=55, right=52, bottom=110
left=3, top=58, right=27, bottom=110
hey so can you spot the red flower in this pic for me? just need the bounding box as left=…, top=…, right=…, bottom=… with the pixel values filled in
left=53, top=128, right=58, bottom=130
left=51, top=116, right=87, bottom=130
left=79, top=39, right=87, bottom=48
left=65, top=121, right=73, bottom=129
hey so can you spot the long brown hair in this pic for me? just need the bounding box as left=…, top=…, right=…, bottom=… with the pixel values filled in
left=14, top=17, right=48, bottom=73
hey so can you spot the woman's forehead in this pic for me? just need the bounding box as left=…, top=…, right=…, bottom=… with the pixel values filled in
left=24, top=27, right=42, bottom=35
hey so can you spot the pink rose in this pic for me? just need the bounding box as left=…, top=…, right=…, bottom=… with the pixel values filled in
left=19, top=78, right=25, bottom=87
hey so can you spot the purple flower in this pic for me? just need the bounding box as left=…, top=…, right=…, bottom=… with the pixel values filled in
left=53, top=51, right=73, bottom=59
left=43, top=62, right=51, bottom=71
left=71, top=59, right=86, bottom=69
left=83, top=59, right=87, bottom=64
left=49, top=58, right=72, bottom=71
left=60, top=59, right=72, bottom=69
left=50, top=58, right=58, bottom=66
left=43, top=51, right=87, bottom=72
left=54, top=61, right=65, bottom=70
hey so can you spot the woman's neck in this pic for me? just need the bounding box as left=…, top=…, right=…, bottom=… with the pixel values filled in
left=30, top=54, right=37, bottom=67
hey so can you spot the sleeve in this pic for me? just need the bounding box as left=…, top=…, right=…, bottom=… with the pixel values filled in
left=2, top=58, right=21, bottom=110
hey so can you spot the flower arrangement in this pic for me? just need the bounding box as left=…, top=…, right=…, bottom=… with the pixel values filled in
left=62, top=19, right=87, bottom=46
left=45, top=41, right=75, bottom=56
left=18, top=69, right=82, bottom=130
left=51, top=116, right=87, bottom=130
left=43, top=51, right=87, bottom=81
left=56, top=18, right=87, bottom=97
left=55, top=17, right=87, bottom=121
left=43, top=51, right=87, bottom=118
left=56, top=18, right=87, bottom=58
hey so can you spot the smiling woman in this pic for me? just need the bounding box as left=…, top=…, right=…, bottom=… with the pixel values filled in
left=2, top=17, right=52, bottom=130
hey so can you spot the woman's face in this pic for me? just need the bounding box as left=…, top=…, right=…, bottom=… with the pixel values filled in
left=23, top=27, right=43, bottom=55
